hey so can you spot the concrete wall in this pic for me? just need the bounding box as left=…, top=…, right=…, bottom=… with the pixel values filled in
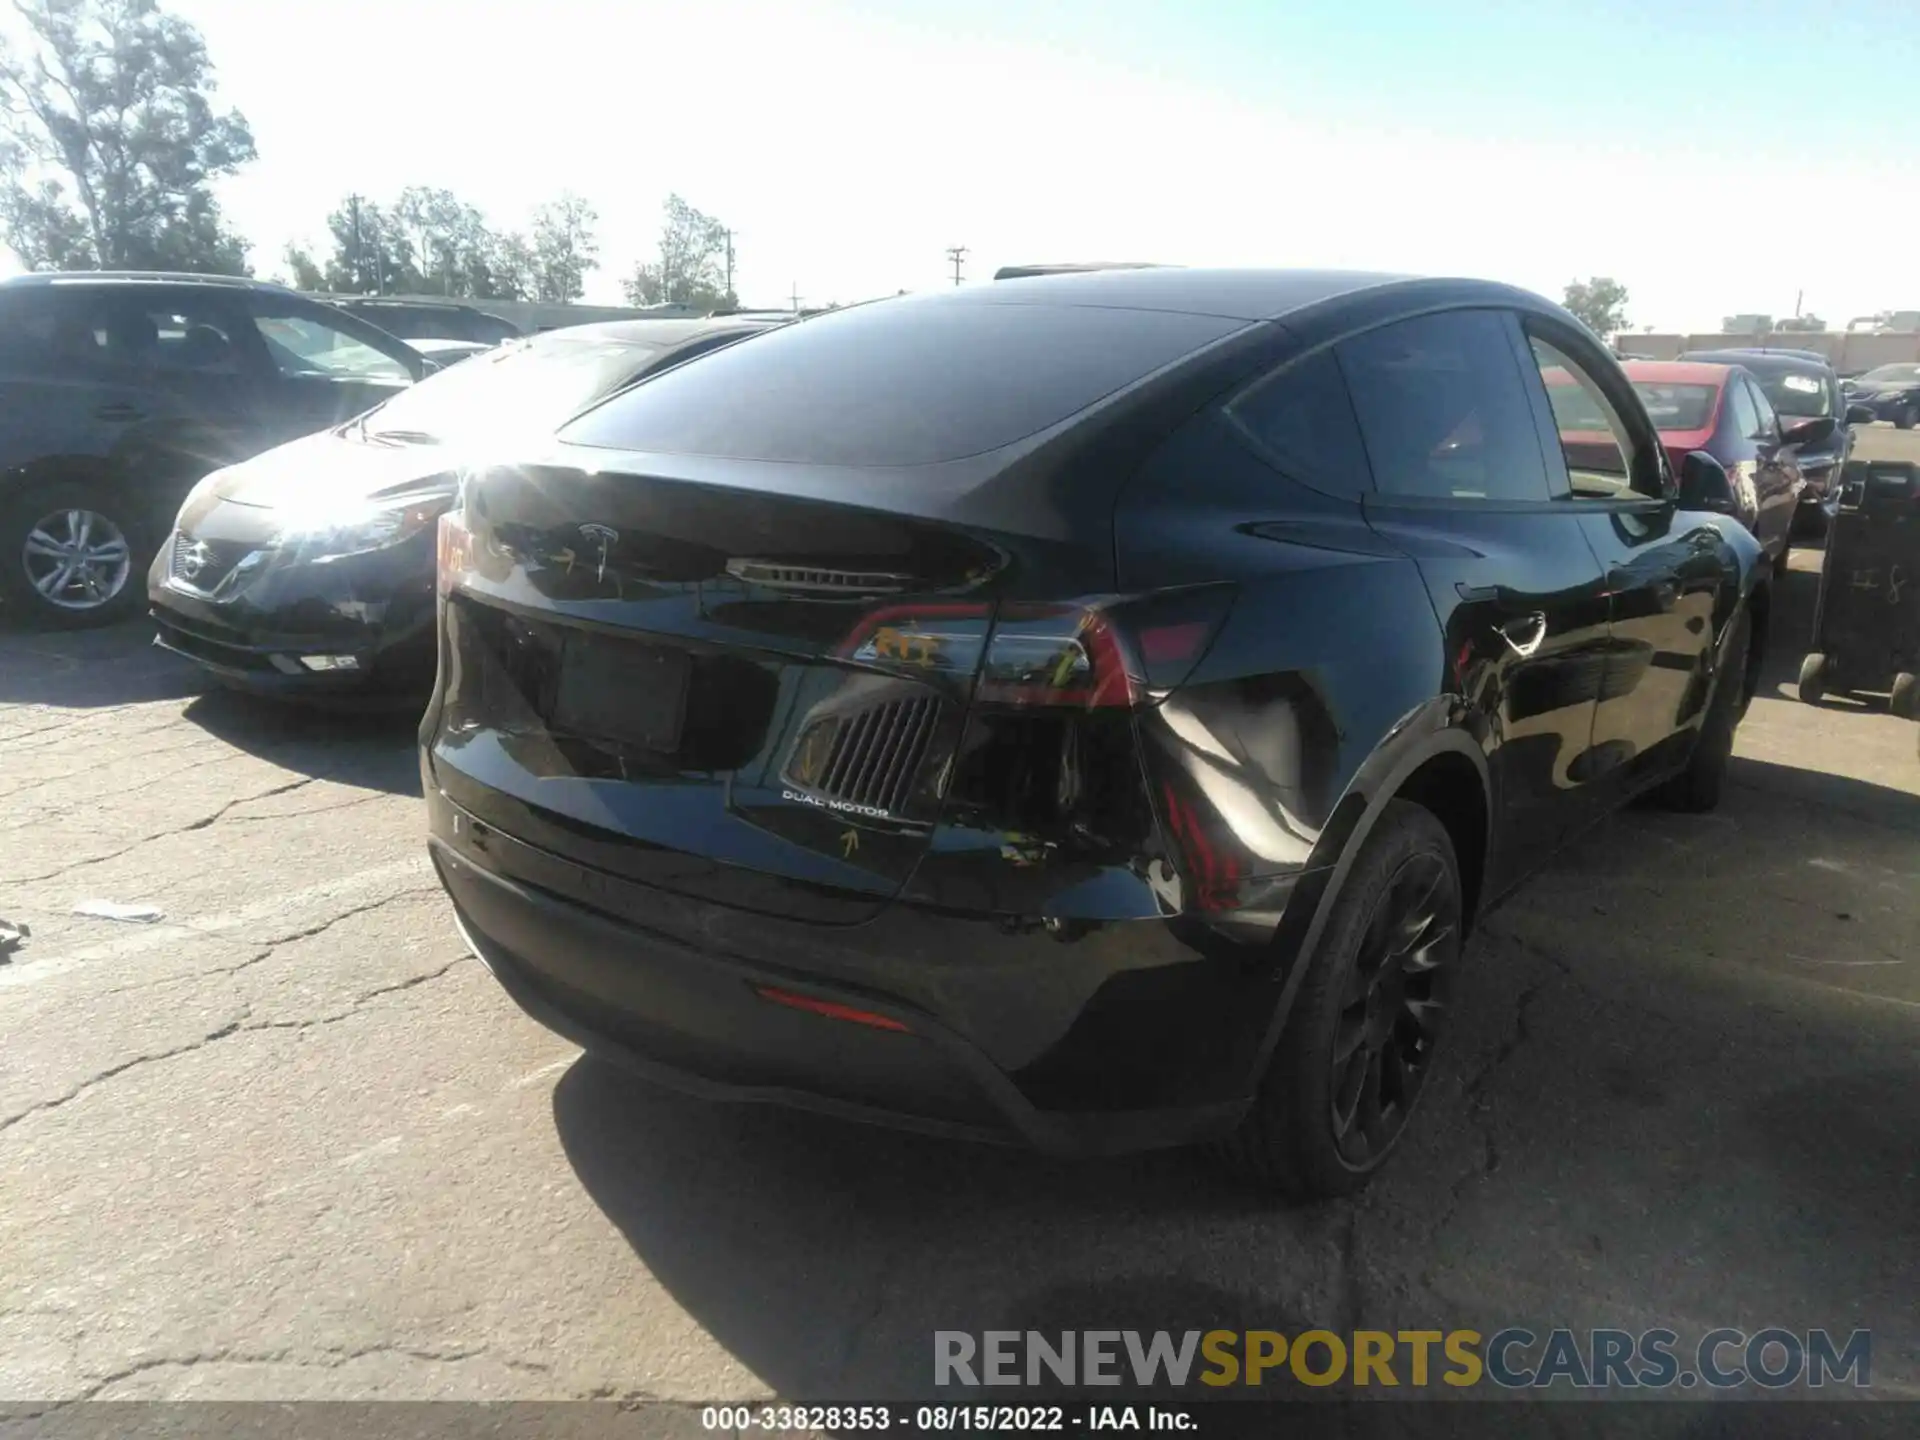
left=1620, top=331, right=1920, bottom=372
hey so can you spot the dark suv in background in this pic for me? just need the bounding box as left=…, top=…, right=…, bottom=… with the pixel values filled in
left=327, top=298, right=523, bottom=347
left=424, top=269, right=1770, bottom=1198
left=0, top=272, right=427, bottom=627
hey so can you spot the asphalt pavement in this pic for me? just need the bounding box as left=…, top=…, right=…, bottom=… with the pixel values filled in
left=2, top=431, right=1916, bottom=1416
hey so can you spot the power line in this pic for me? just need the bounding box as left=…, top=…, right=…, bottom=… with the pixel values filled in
left=945, top=245, right=968, bottom=286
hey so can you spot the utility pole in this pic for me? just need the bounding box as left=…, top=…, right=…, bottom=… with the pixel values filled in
left=790, top=281, right=801, bottom=315
left=348, top=193, right=364, bottom=293
left=946, top=245, right=968, bottom=286
left=1794, top=289, right=1804, bottom=320
left=724, top=229, right=735, bottom=301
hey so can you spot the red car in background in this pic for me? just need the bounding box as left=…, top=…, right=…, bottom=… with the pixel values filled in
left=1544, top=359, right=1833, bottom=571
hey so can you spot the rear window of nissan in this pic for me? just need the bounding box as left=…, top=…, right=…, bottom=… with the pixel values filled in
left=556, top=298, right=1242, bottom=467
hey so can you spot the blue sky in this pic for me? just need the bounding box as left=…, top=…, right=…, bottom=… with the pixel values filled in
left=12, top=0, right=1920, bottom=329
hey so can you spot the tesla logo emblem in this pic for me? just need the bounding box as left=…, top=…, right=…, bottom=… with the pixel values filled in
left=578, top=523, right=618, bottom=582
left=180, top=540, right=212, bottom=581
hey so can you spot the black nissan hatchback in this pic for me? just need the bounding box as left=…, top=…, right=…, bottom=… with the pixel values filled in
left=150, top=318, right=782, bottom=697
left=423, top=270, right=1769, bottom=1196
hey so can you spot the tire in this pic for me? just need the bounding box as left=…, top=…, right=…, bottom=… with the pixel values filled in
left=1897, top=405, right=1918, bottom=432
left=1798, top=652, right=1829, bottom=705
left=1650, top=609, right=1752, bottom=813
left=0, top=482, right=148, bottom=629
left=1892, top=672, right=1919, bottom=721
left=1212, top=800, right=1463, bottom=1200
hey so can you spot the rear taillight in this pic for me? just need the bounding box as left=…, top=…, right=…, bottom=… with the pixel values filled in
left=835, top=603, right=994, bottom=673
left=976, top=605, right=1139, bottom=708
left=436, top=508, right=473, bottom=598
left=836, top=588, right=1233, bottom=710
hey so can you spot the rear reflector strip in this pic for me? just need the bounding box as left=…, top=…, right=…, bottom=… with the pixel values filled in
left=754, top=986, right=912, bottom=1032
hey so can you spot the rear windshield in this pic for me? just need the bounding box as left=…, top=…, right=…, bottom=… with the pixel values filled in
left=1753, top=370, right=1833, bottom=418
left=557, top=298, right=1243, bottom=467
left=1630, top=382, right=1718, bottom=431
left=1860, top=364, right=1920, bottom=384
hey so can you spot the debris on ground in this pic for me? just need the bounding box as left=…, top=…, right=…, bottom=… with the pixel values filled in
left=72, top=899, right=165, bottom=924
left=0, top=917, right=27, bottom=961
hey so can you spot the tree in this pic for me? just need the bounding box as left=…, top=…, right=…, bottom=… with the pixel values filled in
left=281, top=243, right=324, bottom=291
left=485, top=229, right=537, bottom=302
left=1562, top=277, right=1629, bottom=336
left=530, top=192, right=597, bottom=302
left=319, top=195, right=412, bottom=294
left=1776, top=314, right=1826, bottom=333
left=1723, top=314, right=1774, bottom=334
left=0, top=0, right=256, bottom=273
left=392, top=185, right=507, bottom=297
left=622, top=193, right=734, bottom=310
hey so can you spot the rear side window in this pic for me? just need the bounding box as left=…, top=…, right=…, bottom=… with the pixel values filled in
left=1336, top=310, right=1551, bottom=503
left=24, top=288, right=254, bottom=377
left=1728, top=379, right=1762, bottom=439
left=0, top=291, right=63, bottom=373
left=558, top=298, right=1242, bottom=467
left=1743, top=377, right=1778, bottom=437
left=1225, top=348, right=1371, bottom=499
left=1528, top=338, right=1637, bottom=498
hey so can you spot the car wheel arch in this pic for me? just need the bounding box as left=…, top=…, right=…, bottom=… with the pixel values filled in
left=1, top=457, right=148, bottom=540
left=1238, top=705, right=1490, bottom=1093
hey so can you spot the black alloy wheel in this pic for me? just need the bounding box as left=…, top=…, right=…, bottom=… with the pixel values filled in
left=1214, top=800, right=1464, bottom=1199
left=1328, top=845, right=1460, bottom=1169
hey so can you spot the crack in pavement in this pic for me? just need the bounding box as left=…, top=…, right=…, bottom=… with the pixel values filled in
left=61, top=1341, right=527, bottom=1401
left=0, top=712, right=187, bottom=754
left=0, top=734, right=221, bottom=806
left=8, top=779, right=316, bottom=884
left=1420, top=933, right=1561, bottom=1244
left=226, top=792, right=391, bottom=824
left=238, top=958, right=467, bottom=1035
left=0, top=958, right=466, bottom=1138
left=0, top=1018, right=245, bottom=1138
left=95, top=886, right=448, bottom=998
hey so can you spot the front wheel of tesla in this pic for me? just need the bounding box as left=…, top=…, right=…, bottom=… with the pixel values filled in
left=1212, top=800, right=1463, bottom=1201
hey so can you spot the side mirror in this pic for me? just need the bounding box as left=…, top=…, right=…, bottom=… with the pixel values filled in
left=1677, top=451, right=1737, bottom=513
left=1846, top=404, right=1877, bottom=426
left=1781, top=415, right=1837, bottom=448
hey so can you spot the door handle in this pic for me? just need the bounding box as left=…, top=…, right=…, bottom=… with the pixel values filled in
left=1496, top=612, right=1549, bottom=658
left=94, top=403, right=145, bottom=422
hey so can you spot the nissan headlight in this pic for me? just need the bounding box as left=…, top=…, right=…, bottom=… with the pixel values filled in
left=275, top=491, right=456, bottom=564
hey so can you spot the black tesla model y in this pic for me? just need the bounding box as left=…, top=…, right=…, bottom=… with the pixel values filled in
left=422, top=270, right=1769, bottom=1197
